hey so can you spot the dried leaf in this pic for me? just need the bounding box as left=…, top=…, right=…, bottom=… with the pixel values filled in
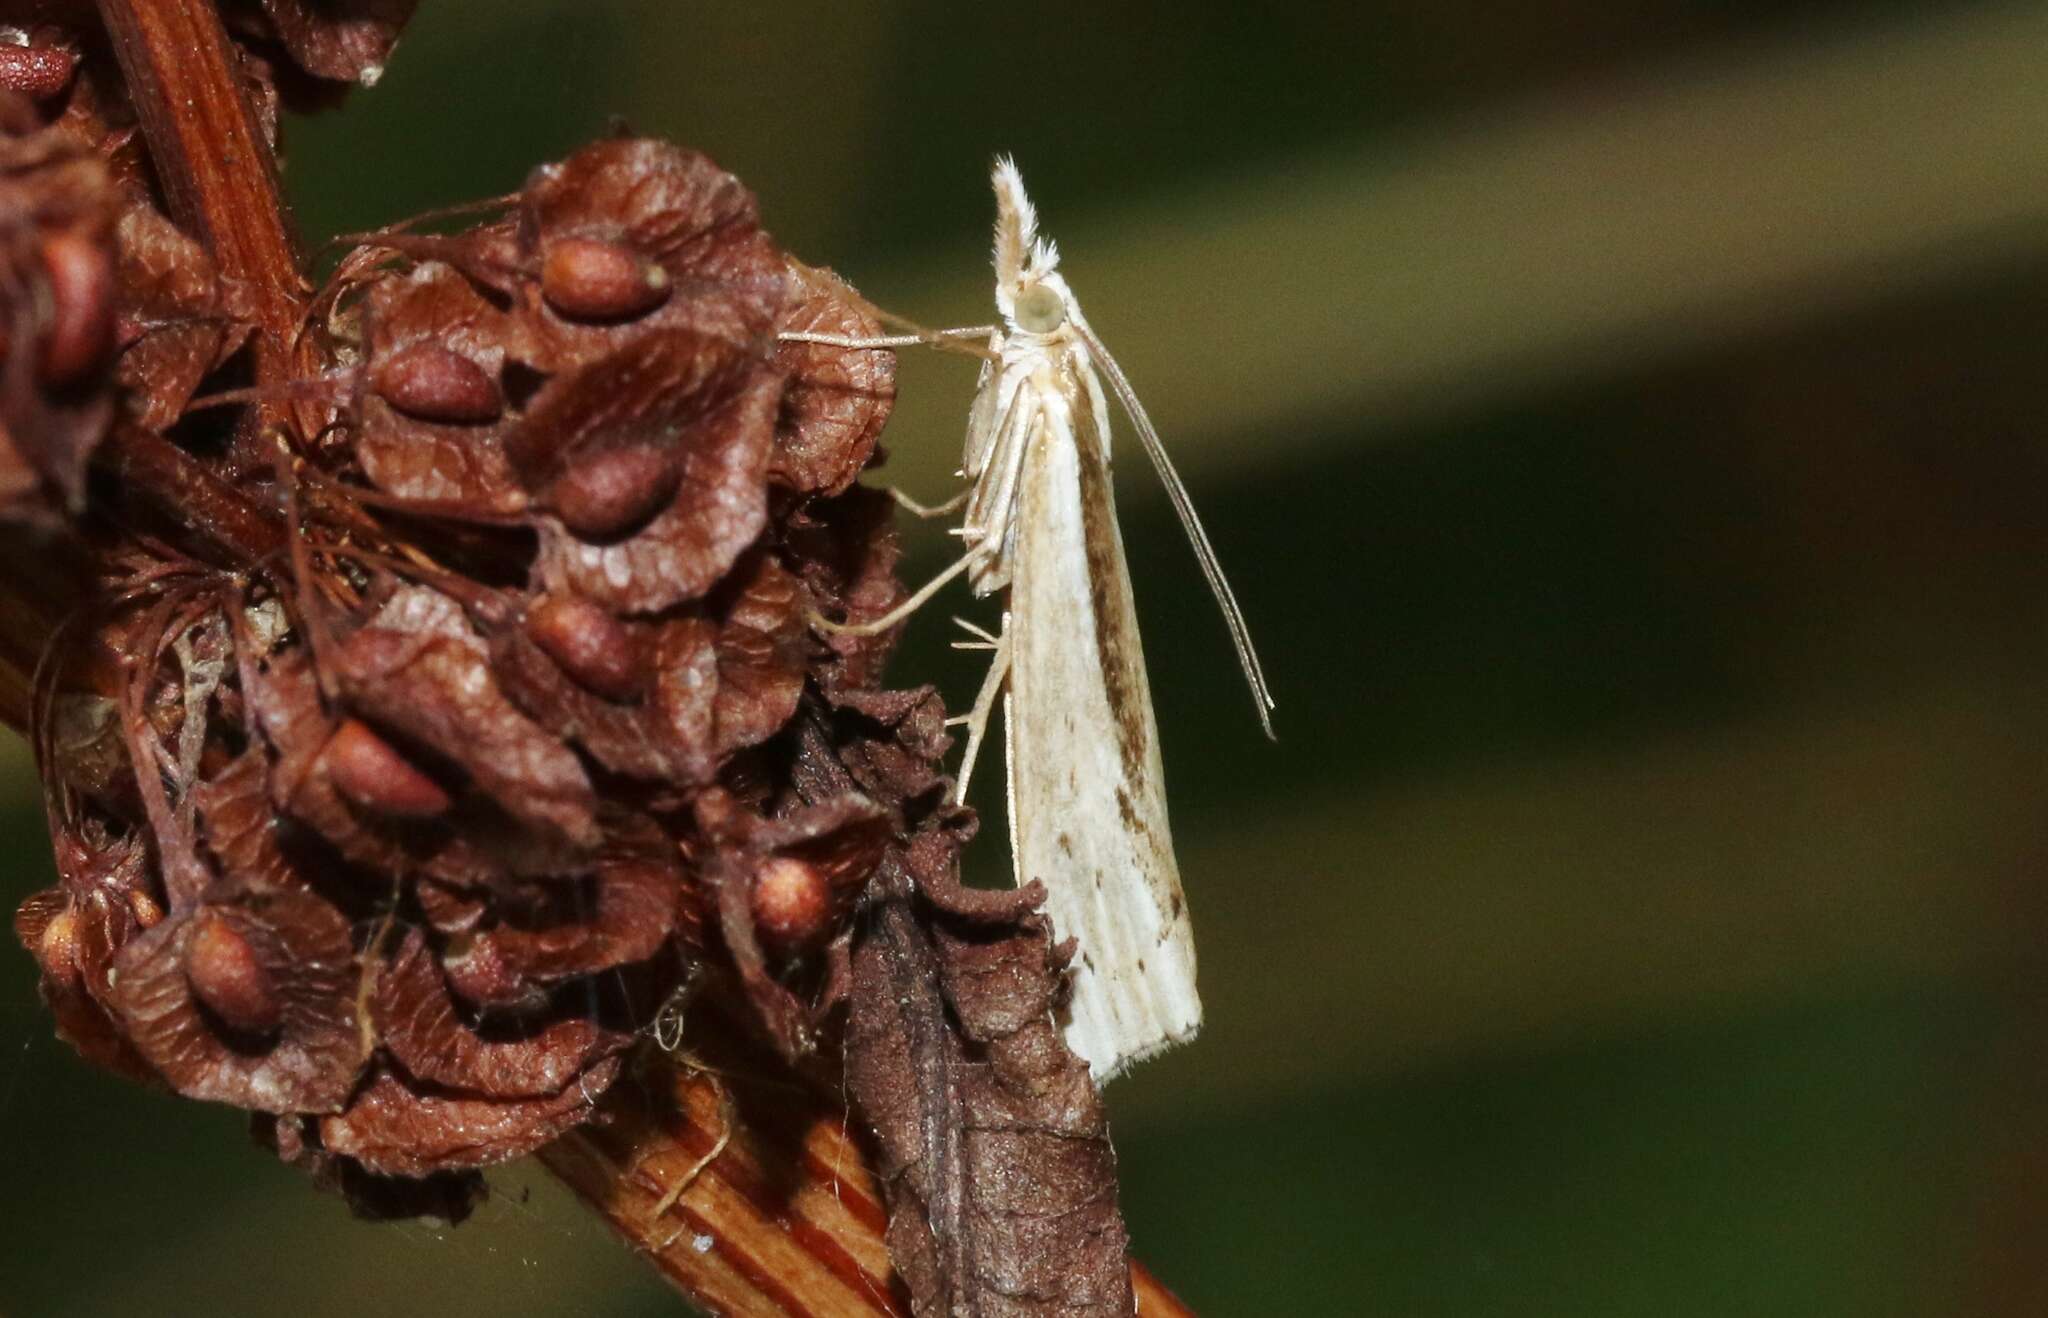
left=246, top=643, right=501, bottom=888
left=788, top=486, right=909, bottom=694
left=799, top=685, right=954, bottom=812
left=771, top=260, right=896, bottom=496
left=710, top=551, right=808, bottom=757
left=372, top=928, right=622, bottom=1099
left=846, top=846, right=1133, bottom=1316
left=111, top=196, right=244, bottom=432
left=239, top=0, right=419, bottom=85
left=330, top=585, right=602, bottom=861
left=107, top=883, right=366, bottom=1113
left=353, top=262, right=534, bottom=513
left=320, top=1054, right=623, bottom=1178
left=488, top=609, right=717, bottom=784
left=258, top=1111, right=487, bottom=1222
left=483, top=851, right=680, bottom=982
left=519, top=138, right=786, bottom=349
left=532, top=360, right=781, bottom=613
left=193, top=747, right=307, bottom=893
left=501, top=324, right=752, bottom=492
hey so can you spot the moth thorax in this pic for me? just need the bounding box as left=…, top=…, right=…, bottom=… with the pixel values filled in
left=1014, top=282, right=1066, bottom=333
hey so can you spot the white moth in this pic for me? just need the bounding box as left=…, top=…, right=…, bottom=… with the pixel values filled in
left=792, top=160, right=1273, bottom=1081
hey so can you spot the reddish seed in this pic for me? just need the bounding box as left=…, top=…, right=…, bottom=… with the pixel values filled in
left=34, top=907, right=81, bottom=986
left=323, top=718, right=453, bottom=818
left=751, top=855, right=831, bottom=952
left=37, top=230, right=115, bottom=388
left=0, top=43, right=78, bottom=100
left=540, top=237, right=671, bottom=321
left=548, top=445, right=678, bottom=540
left=372, top=343, right=503, bottom=424
left=185, top=913, right=283, bottom=1036
left=128, top=888, right=165, bottom=929
left=527, top=593, right=643, bottom=700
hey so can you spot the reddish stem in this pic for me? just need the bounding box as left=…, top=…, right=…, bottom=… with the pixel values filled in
left=95, top=0, right=305, bottom=352
left=100, top=423, right=286, bottom=564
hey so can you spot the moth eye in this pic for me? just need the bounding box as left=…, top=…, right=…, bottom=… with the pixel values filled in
left=1014, top=283, right=1066, bottom=333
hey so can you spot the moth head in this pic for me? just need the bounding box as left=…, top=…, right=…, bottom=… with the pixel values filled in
left=1012, top=280, right=1067, bottom=334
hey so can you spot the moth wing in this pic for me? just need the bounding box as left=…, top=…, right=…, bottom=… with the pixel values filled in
left=961, top=358, right=1031, bottom=595
left=1004, top=358, right=1199, bottom=1081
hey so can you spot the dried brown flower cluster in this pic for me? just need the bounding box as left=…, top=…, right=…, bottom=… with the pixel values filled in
left=0, top=7, right=1156, bottom=1312
left=5, top=105, right=947, bottom=1212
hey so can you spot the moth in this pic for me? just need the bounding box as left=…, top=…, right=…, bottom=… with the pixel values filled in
left=791, top=160, right=1273, bottom=1080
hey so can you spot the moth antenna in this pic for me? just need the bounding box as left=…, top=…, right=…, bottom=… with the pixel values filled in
left=1028, top=237, right=1061, bottom=282
left=990, top=156, right=1036, bottom=300
left=1074, top=319, right=1277, bottom=738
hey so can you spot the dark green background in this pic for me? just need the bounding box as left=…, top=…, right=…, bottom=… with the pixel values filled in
left=7, top=2, right=2048, bottom=1313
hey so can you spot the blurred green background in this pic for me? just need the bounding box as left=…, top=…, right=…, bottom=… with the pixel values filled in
left=8, top=1, right=2048, bottom=1313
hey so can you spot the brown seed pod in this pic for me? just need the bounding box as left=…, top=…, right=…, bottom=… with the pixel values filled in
left=540, top=237, right=671, bottom=321
left=185, top=912, right=283, bottom=1036
left=371, top=343, right=502, bottom=424
left=546, top=445, right=678, bottom=540
left=321, top=718, right=454, bottom=818
left=525, top=593, right=643, bottom=701
left=0, top=42, right=78, bottom=100
left=750, top=854, right=830, bottom=953
left=38, top=230, right=116, bottom=388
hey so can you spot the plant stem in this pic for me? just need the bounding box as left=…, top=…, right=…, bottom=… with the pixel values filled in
left=542, top=1011, right=1193, bottom=1316
left=96, top=0, right=305, bottom=350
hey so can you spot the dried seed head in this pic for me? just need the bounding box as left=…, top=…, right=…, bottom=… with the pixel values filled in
left=0, top=42, right=77, bottom=100
left=751, top=855, right=831, bottom=953
left=184, top=912, right=283, bottom=1036
left=38, top=231, right=116, bottom=388
left=322, top=718, right=454, bottom=818
left=526, top=594, right=643, bottom=701
left=15, top=131, right=967, bottom=1215
left=547, top=445, right=678, bottom=540
left=371, top=343, right=503, bottom=424
left=540, top=237, right=671, bottom=321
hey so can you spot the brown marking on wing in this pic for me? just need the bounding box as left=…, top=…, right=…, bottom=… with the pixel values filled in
left=1069, top=359, right=1149, bottom=787
left=1113, top=785, right=1152, bottom=842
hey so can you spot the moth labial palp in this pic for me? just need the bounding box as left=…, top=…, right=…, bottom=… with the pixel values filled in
left=786, top=157, right=1274, bottom=1082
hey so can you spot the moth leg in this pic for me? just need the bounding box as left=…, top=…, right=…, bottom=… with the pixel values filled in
left=888, top=485, right=971, bottom=520
left=808, top=548, right=977, bottom=637
left=948, top=615, right=1002, bottom=649
left=952, top=622, right=1011, bottom=805
left=777, top=324, right=996, bottom=350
